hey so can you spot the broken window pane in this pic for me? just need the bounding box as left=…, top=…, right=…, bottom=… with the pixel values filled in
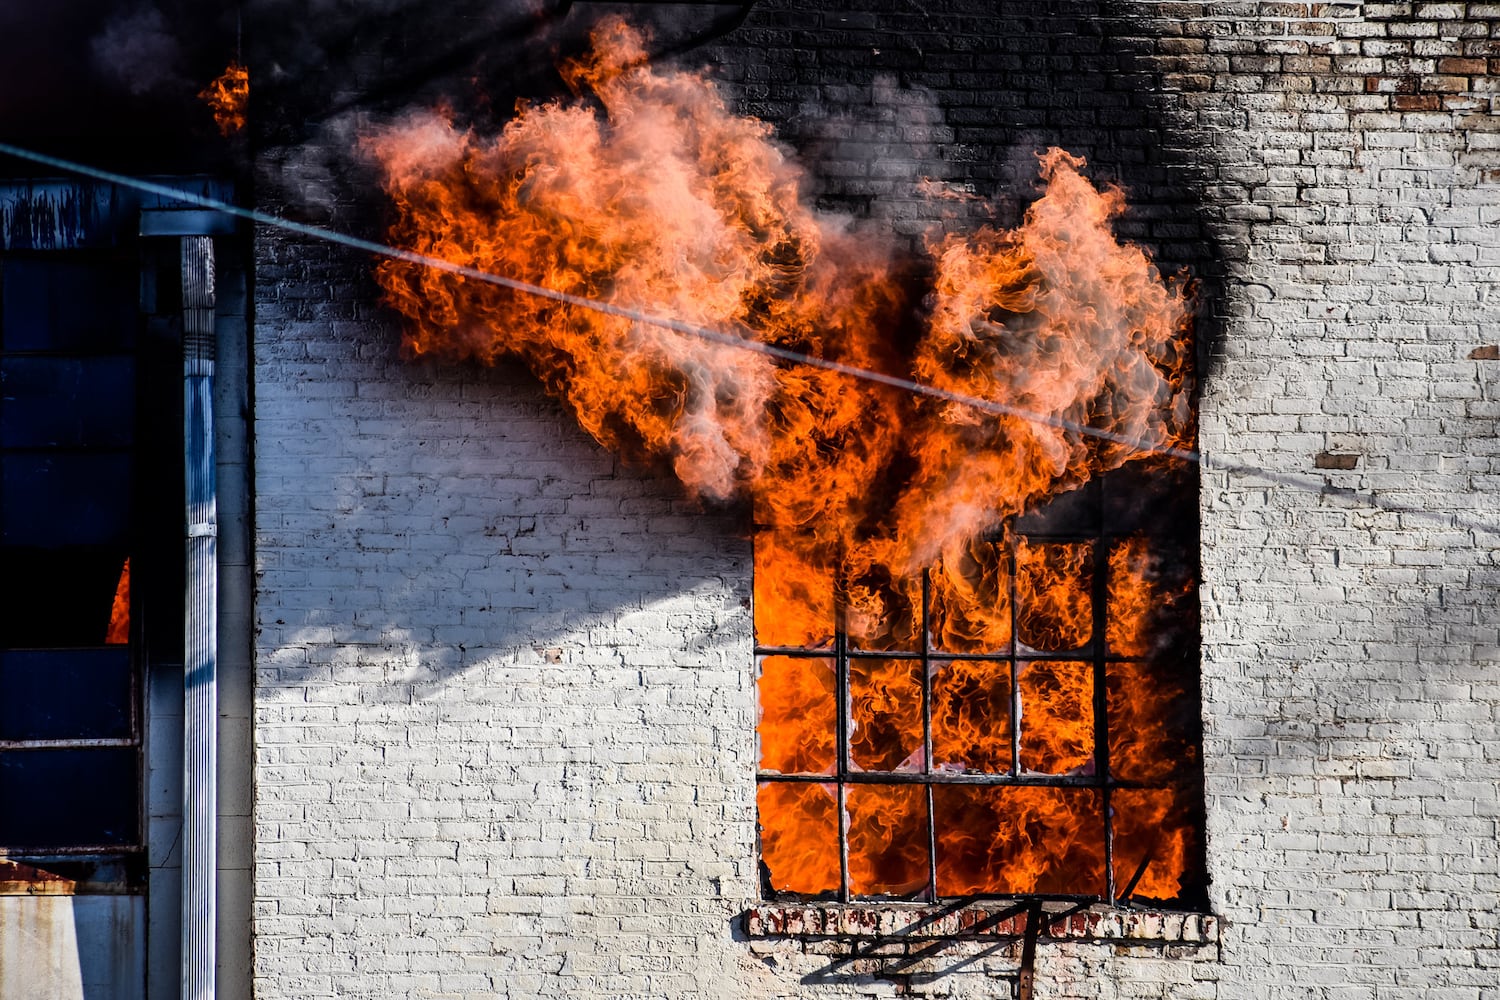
left=751, top=532, right=833, bottom=649
left=847, top=784, right=928, bottom=897
left=932, top=786, right=1104, bottom=897
left=1015, top=539, right=1093, bottom=652
left=1112, top=787, right=1203, bottom=904
left=757, top=782, right=838, bottom=896
left=928, top=538, right=1011, bottom=655
left=1018, top=659, right=1094, bottom=775
left=843, top=561, right=920, bottom=654
left=1106, top=536, right=1197, bottom=658
left=1107, top=656, right=1199, bottom=786
left=848, top=659, right=923, bottom=773
left=756, top=656, right=835, bottom=775
left=931, top=659, right=1012, bottom=774
left=105, top=557, right=130, bottom=644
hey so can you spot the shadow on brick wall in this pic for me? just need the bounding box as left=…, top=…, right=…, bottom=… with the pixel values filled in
left=248, top=0, right=1226, bottom=380
left=252, top=238, right=752, bottom=699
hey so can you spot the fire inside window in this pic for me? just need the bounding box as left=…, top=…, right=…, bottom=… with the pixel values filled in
left=754, top=462, right=1206, bottom=907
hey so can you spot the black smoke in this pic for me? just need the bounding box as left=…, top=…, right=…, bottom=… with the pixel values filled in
left=1, top=0, right=738, bottom=185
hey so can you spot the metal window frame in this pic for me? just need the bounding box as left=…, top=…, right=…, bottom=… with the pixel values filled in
left=755, top=491, right=1198, bottom=907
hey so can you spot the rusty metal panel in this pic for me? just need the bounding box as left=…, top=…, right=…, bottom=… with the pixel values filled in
left=0, top=181, right=121, bottom=250
left=0, top=894, right=144, bottom=1000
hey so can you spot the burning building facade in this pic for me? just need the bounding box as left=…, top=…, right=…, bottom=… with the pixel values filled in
left=1, top=2, right=1497, bottom=999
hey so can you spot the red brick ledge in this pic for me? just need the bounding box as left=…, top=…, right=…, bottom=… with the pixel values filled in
left=745, top=903, right=1219, bottom=945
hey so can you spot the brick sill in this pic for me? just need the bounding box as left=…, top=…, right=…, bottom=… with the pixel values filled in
left=745, top=903, right=1219, bottom=946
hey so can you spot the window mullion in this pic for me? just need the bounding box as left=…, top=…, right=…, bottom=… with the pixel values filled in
left=835, top=614, right=850, bottom=903
left=921, top=569, right=937, bottom=902
left=1008, top=537, right=1021, bottom=778
left=1095, top=529, right=1115, bottom=904
left=0, top=739, right=139, bottom=750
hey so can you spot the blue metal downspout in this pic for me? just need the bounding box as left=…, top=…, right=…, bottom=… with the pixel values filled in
left=181, top=236, right=217, bottom=1000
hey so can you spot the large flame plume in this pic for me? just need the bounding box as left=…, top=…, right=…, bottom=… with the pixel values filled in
left=370, top=19, right=1198, bottom=902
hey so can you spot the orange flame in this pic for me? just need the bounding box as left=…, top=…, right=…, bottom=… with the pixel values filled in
left=757, top=782, right=838, bottom=894
left=1106, top=537, right=1200, bottom=900
left=848, top=784, right=928, bottom=896
left=368, top=19, right=1198, bottom=903
left=936, top=786, right=1104, bottom=896
left=933, top=659, right=1011, bottom=773
left=105, top=557, right=130, bottom=645
left=199, top=61, right=248, bottom=136
left=930, top=539, right=1011, bottom=654
left=1016, top=540, right=1093, bottom=652
left=756, top=656, right=835, bottom=776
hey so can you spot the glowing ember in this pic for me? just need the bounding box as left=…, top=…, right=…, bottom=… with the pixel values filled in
left=105, top=558, right=130, bottom=645
left=199, top=61, right=248, bottom=136
left=369, top=18, right=1198, bottom=903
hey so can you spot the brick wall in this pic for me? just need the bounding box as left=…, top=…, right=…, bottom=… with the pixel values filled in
left=1166, top=5, right=1500, bottom=999
left=251, top=3, right=1499, bottom=997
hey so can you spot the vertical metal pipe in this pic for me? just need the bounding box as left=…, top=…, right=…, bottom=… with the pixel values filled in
left=181, top=235, right=218, bottom=1000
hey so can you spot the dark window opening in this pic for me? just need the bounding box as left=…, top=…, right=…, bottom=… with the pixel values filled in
left=0, top=748, right=138, bottom=849
left=1, top=257, right=139, bottom=353
left=1, top=548, right=132, bottom=648
left=0, top=243, right=145, bottom=861
left=0, top=649, right=134, bottom=741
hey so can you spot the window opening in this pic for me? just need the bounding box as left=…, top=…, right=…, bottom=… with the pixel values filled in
left=0, top=245, right=144, bottom=857
left=754, top=464, right=1205, bottom=907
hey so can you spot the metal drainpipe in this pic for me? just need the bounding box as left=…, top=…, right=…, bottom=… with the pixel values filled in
left=181, top=235, right=218, bottom=1000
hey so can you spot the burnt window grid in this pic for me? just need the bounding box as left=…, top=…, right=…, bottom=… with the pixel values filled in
left=753, top=469, right=1203, bottom=906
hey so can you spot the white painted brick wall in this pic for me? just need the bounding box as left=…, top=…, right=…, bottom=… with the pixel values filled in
left=252, top=249, right=766, bottom=997
left=1174, top=5, right=1500, bottom=1000
left=251, top=5, right=1500, bottom=999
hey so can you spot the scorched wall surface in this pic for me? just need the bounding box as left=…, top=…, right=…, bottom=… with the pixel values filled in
left=251, top=4, right=1499, bottom=998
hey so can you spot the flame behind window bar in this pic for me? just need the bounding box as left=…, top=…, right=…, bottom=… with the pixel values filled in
left=754, top=482, right=1203, bottom=906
